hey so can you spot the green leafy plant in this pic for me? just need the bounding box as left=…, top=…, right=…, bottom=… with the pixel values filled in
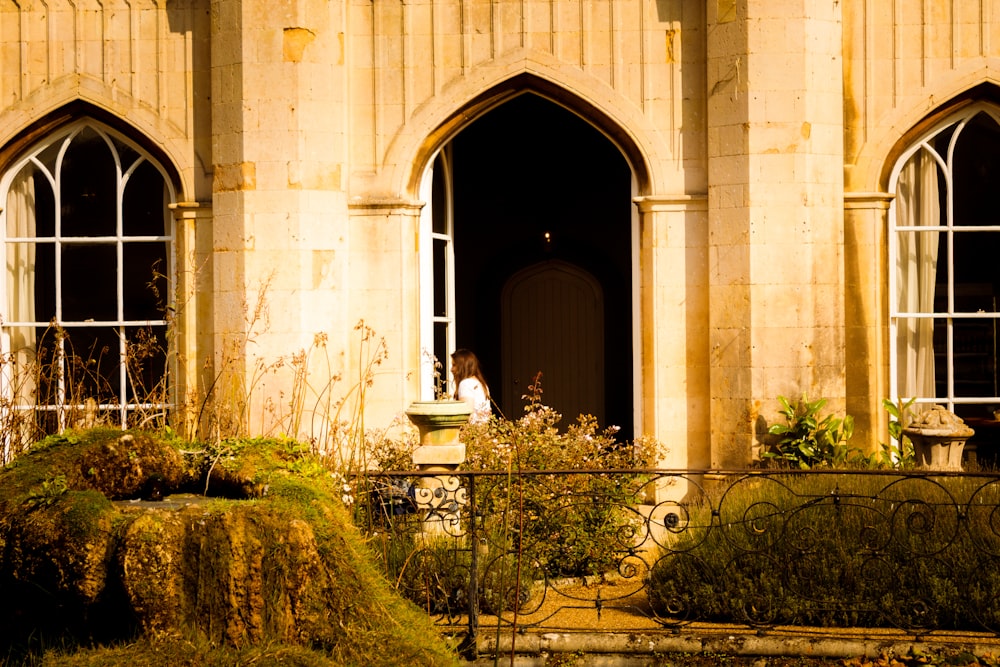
left=24, top=474, right=69, bottom=508
left=764, top=395, right=856, bottom=469
left=868, top=397, right=917, bottom=469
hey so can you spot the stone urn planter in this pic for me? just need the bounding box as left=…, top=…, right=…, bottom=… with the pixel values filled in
left=902, top=405, right=975, bottom=471
left=405, top=400, right=472, bottom=472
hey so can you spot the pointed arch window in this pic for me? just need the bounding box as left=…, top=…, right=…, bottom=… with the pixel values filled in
left=889, top=107, right=1000, bottom=417
left=1, top=121, right=175, bottom=447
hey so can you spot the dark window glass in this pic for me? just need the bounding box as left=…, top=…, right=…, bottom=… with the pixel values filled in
left=62, top=244, right=117, bottom=321
left=433, top=238, right=447, bottom=317
left=432, top=153, right=449, bottom=235
left=61, top=128, right=116, bottom=237
left=124, top=325, right=167, bottom=402
left=123, top=161, right=167, bottom=236
left=122, top=242, right=168, bottom=320
left=35, top=326, right=122, bottom=406
left=953, top=113, right=1000, bottom=228
left=434, top=322, right=449, bottom=395
left=32, top=168, right=56, bottom=238
left=33, top=242, right=57, bottom=322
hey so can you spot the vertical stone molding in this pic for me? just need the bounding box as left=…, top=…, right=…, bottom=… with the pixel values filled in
left=169, top=201, right=214, bottom=432
left=843, top=192, right=894, bottom=447
left=633, top=194, right=709, bottom=472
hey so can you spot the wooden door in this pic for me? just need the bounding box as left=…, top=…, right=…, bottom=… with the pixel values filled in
left=501, top=260, right=604, bottom=424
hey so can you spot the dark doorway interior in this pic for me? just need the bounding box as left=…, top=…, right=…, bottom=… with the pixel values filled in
left=448, top=93, right=633, bottom=438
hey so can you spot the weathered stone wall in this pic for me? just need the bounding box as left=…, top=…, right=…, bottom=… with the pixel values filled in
left=3, top=0, right=1000, bottom=459
left=0, top=0, right=212, bottom=200
left=705, top=1, right=845, bottom=466
left=844, top=0, right=1000, bottom=191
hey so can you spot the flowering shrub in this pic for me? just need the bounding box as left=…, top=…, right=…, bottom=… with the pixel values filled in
left=358, top=375, right=668, bottom=613
left=458, top=376, right=667, bottom=578
left=462, top=375, right=662, bottom=472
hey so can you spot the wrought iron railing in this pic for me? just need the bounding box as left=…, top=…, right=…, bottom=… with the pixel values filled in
left=352, top=468, right=1000, bottom=648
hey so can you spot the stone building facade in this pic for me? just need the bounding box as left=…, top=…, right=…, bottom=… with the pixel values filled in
left=1, top=0, right=999, bottom=468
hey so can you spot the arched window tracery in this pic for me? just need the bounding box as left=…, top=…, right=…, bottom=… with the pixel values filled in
left=1, top=120, right=175, bottom=450
left=889, top=106, right=1000, bottom=420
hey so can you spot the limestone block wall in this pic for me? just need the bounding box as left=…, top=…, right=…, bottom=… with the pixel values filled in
left=705, top=1, right=846, bottom=466
left=0, top=0, right=211, bottom=201
left=347, top=0, right=705, bottom=196
left=344, top=0, right=710, bottom=450
left=207, top=0, right=353, bottom=440
left=7, top=0, right=1000, bottom=458
left=844, top=0, right=1000, bottom=190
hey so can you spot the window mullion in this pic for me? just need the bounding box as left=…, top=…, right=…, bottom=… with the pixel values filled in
left=945, top=130, right=956, bottom=412
left=116, top=148, right=128, bottom=425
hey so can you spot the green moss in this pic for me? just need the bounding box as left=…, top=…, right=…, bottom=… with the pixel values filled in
left=0, top=429, right=460, bottom=666
left=58, top=489, right=115, bottom=541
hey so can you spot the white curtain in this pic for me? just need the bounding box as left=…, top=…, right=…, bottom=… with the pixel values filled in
left=6, top=166, right=36, bottom=327
left=895, top=148, right=941, bottom=400
left=2, top=166, right=38, bottom=460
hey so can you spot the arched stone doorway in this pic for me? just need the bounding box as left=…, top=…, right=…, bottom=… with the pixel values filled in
left=427, top=92, right=634, bottom=436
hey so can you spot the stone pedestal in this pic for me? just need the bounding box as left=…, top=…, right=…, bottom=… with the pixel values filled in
left=406, top=400, right=471, bottom=471
left=902, top=406, right=974, bottom=471
left=405, top=401, right=471, bottom=538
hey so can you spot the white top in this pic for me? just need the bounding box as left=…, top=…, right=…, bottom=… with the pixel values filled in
left=457, top=377, right=491, bottom=424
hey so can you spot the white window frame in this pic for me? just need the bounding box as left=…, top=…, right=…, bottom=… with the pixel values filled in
left=888, top=103, right=1000, bottom=413
left=418, top=148, right=457, bottom=399
left=0, top=120, right=176, bottom=431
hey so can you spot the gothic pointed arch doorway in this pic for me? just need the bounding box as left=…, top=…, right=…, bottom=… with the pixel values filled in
left=421, top=92, right=634, bottom=437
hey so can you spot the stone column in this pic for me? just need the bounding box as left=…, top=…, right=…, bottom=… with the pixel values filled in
left=209, top=0, right=349, bottom=437
left=169, top=201, right=213, bottom=435
left=706, top=1, right=846, bottom=467
left=347, top=199, right=426, bottom=422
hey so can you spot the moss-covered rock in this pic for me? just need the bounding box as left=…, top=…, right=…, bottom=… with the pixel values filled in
left=4, top=488, right=116, bottom=604
left=79, top=432, right=189, bottom=499
left=0, top=430, right=459, bottom=666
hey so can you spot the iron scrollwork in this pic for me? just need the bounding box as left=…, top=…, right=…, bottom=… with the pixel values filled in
left=357, top=469, right=1000, bottom=641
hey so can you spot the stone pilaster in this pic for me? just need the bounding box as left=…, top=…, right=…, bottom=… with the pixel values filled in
left=169, top=201, right=213, bottom=435
left=634, top=194, right=710, bottom=470
left=209, top=0, right=349, bottom=437
left=706, top=1, right=846, bottom=467
left=844, top=192, right=894, bottom=449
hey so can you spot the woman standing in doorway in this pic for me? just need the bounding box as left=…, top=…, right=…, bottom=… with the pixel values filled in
left=451, top=349, right=491, bottom=424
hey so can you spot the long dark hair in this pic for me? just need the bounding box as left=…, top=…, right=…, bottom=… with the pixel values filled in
left=451, top=349, right=490, bottom=400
